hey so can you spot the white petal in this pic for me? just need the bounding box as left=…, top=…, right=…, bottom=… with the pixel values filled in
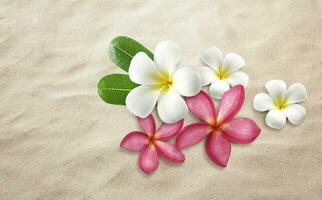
left=283, top=104, right=306, bottom=125
left=253, top=93, right=275, bottom=112
left=154, top=41, right=182, bottom=74
left=129, top=52, right=160, bottom=85
left=222, top=53, right=245, bottom=72
left=173, top=67, right=201, bottom=97
left=209, top=80, right=230, bottom=99
left=201, top=47, right=223, bottom=70
left=126, top=85, right=161, bottom=118
left=226, top=71, right=249, bottom=87
left=198, top=66, right=217, bottom=86
left=265, top=80, right=287, bottom=99
left=265, top=109, right=286, bottom=129
left=157, top=89, right=188, bottom=123
left=286, top=83, right=307, bottom=104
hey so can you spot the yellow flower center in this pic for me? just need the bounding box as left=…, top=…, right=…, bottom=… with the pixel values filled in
left=274, top=96, right=288, bottom=110
left=207, top=119, right=227, bottom=136
left=146, top=134, right=157, bottom=145
left=153, top=71, right=173, bottom=93
left=215, top=67, right=230, bottom=80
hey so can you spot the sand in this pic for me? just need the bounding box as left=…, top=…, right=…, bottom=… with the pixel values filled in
left=1, top=0, right=322, bottom=199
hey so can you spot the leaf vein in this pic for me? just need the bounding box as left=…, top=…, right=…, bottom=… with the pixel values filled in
left=112, top=44, right=134, bottom=59
left=101, top=88, right=133, bottom=92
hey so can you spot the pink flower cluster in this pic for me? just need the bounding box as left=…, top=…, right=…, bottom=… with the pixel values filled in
left=121, top=85, right=261, bottom=174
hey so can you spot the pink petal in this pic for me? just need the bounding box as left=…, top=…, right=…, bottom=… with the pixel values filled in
left=186, top=91, right=216, bottom=124
left=138, top=145, right=159, bottom=174
left=156, top=141, right=185, bottom=163
left=154, top=120, right=184, bottom=141
left=222, top=118, right=261, bottom=144
left=217, top=85, right=245, bottom=123
left=120, top=131, right=148, bottom=151
left=138, top=114, right=156, bottom=136
left=205, top=133, right=231, bottom=167
left=176, top=122, right=211, bottom=149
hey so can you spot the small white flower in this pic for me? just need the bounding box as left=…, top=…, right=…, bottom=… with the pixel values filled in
left=199, top=47, right=249, bottom=99
left=126, top=41, right=201, bottom=123
left=253, top=80, right=307, bottom=129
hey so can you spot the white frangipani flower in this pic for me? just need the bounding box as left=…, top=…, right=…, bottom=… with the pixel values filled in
left=199, top=47, right=249, bottom=99
left=253, top=80, right=307, bottom=129
left=126, top=41, right=201, bottom=123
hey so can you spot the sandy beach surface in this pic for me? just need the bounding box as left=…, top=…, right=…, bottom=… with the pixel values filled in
left=1, top=0, right=322, bottom=199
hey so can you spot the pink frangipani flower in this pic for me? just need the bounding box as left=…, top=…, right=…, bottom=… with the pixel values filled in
left=176, top=85, right=261, bottom=167
left=120, top=114, right=185, bottom=174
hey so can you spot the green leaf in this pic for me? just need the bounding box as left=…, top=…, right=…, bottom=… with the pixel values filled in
left=108, top=36, right=154, bottom=72
left=97, top=74, right=139, bottom=105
